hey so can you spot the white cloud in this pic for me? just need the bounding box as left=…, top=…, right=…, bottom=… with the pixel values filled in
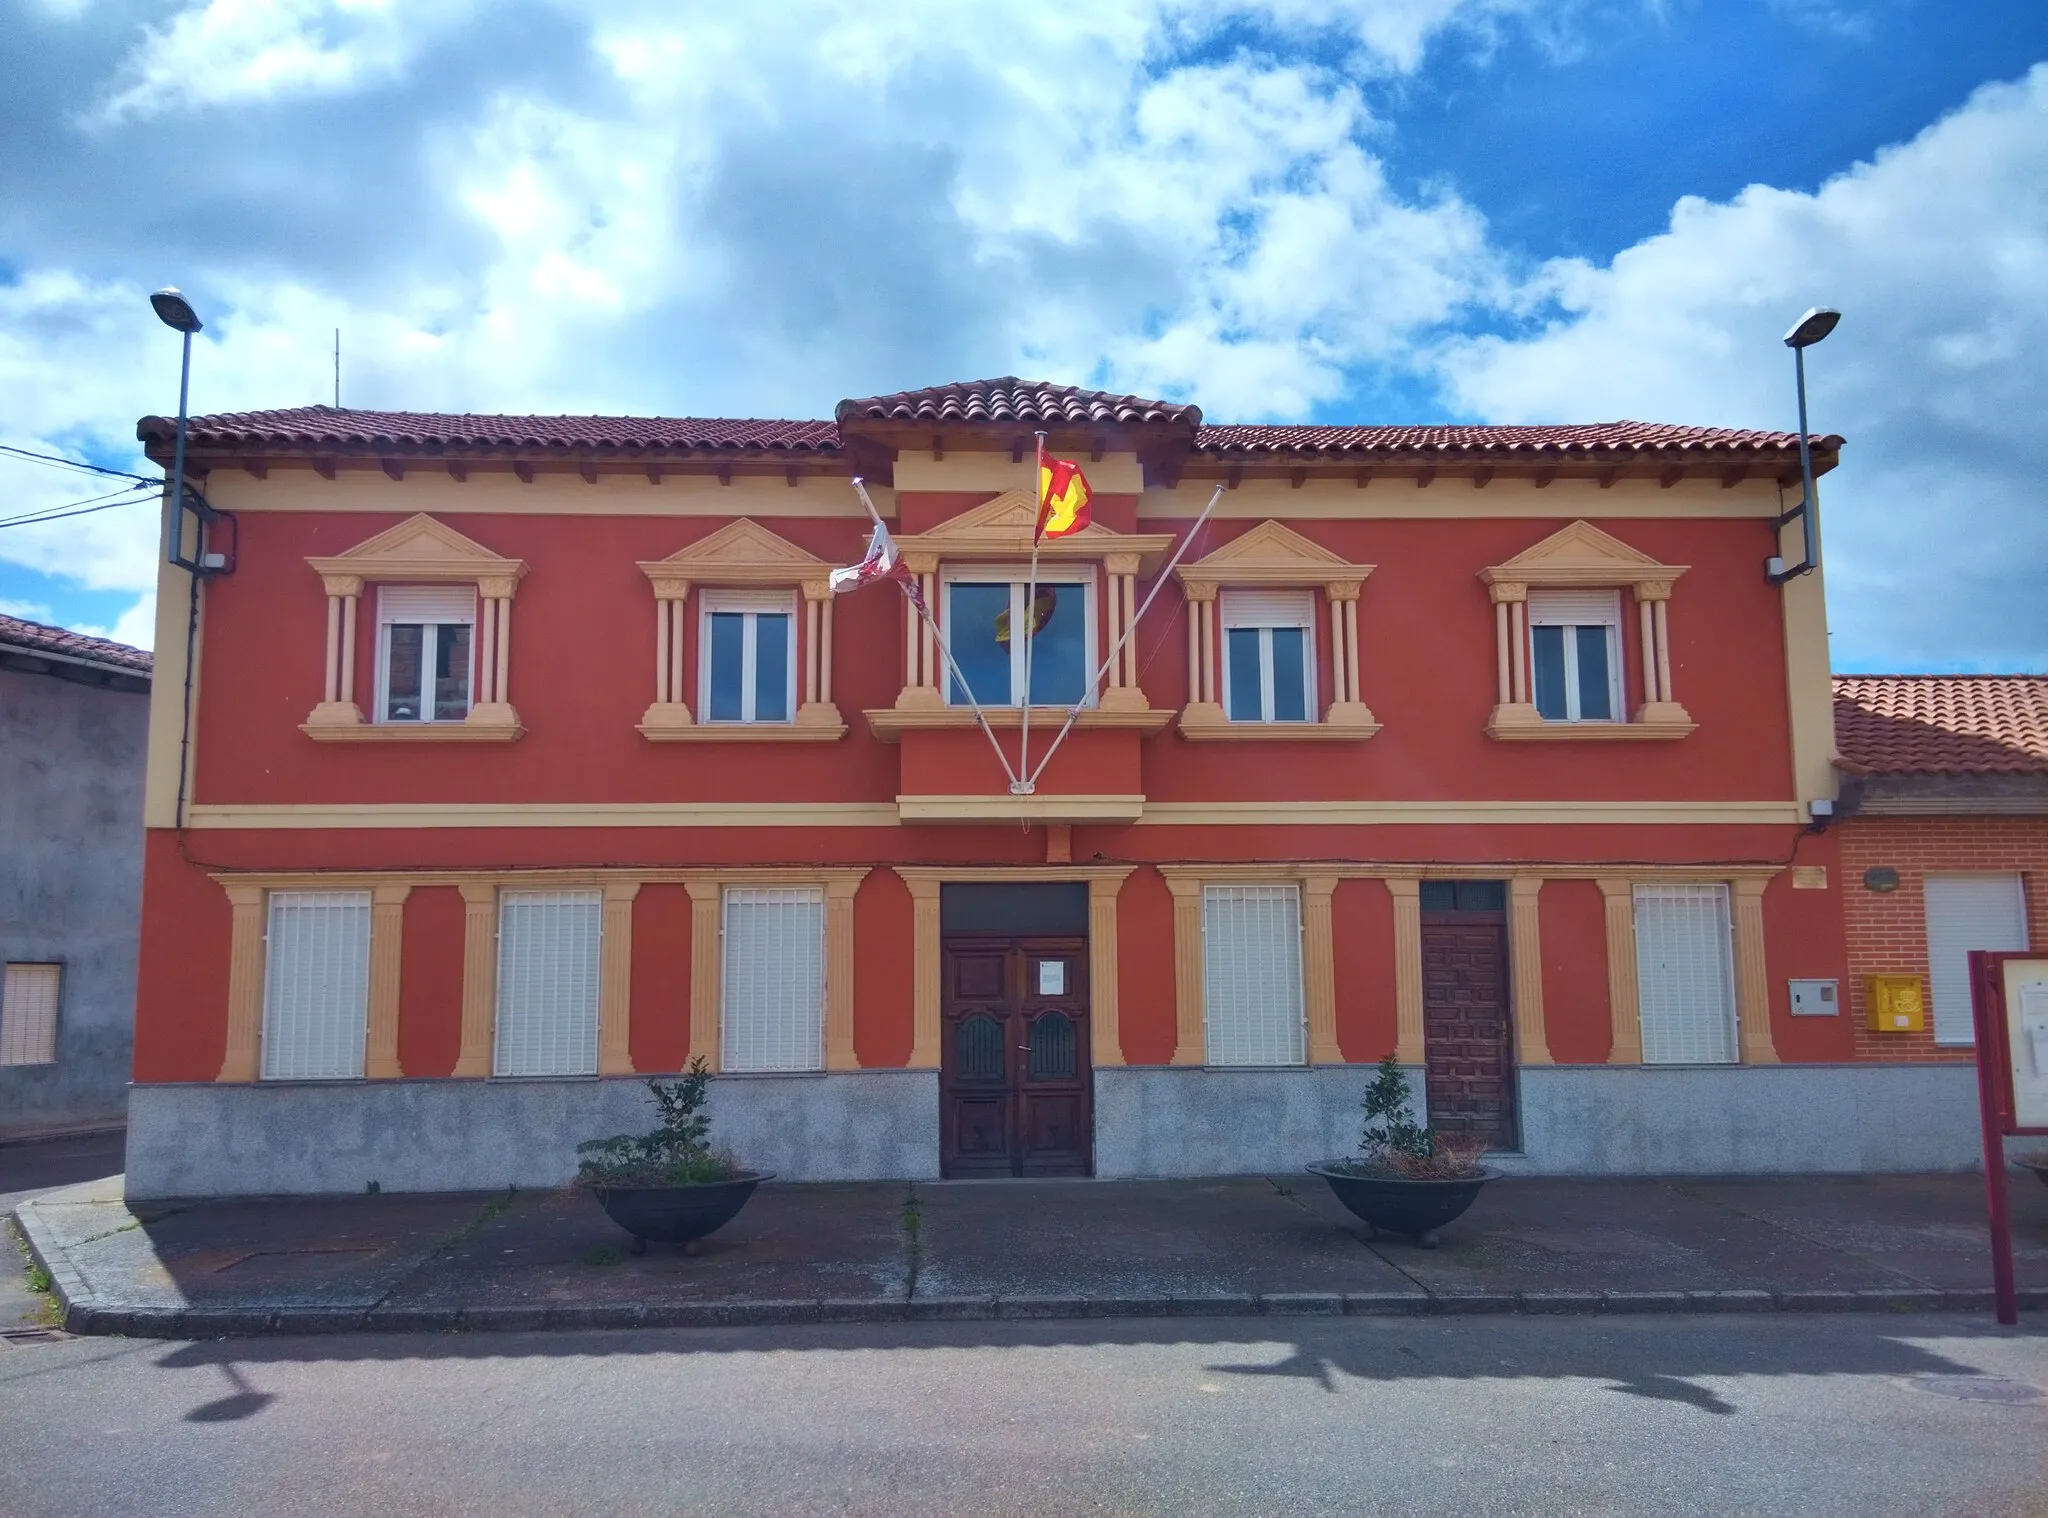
left=1437, top=64, right=2048, bottom=671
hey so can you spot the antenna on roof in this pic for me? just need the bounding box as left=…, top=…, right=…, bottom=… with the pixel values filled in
left=333, top=328, right=341, bottom=409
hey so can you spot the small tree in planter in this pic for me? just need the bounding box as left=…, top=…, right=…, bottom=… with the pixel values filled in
left=576, top=1059, right=773, bottom=1254
left=1306, top=1054, right=1498, bottom=1246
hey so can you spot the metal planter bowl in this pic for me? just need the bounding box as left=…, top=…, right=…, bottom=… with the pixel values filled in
left=1305, top=1163, right=1500, bottom=1247
left=591, top=1172, right=773, bottom=1252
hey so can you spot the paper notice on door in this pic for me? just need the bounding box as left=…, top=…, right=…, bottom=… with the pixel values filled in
left=2023, top=983, right=2048, bottom=1076
left=1038, top=960, right=1065, bottom=996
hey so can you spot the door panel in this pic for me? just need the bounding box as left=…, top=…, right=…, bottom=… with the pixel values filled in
left=941, top=935, right=1092, bottom=1177
left=1420, top=911, right=1516, bottom=1151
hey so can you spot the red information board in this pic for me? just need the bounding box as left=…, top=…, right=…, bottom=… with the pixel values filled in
left=1968, top=950, right=2048, bottom=1325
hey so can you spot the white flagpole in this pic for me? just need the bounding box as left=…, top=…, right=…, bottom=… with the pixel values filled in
left=1025, top=483, right=1226, bottom=787
left=850, top=478, right=1021, bottom=788
left=1018, top=430, right=1046, bottom=795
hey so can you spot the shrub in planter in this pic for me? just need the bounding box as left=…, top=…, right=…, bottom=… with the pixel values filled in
left=576, top=1059, right=772, bottom=1252
left=1306, top=1054, right=1499, bottom=1245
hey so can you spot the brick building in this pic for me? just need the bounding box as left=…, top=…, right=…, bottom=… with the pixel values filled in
left=119, top=379, right=1983, bottom=1195
left=1835, top=676, right=2048, bottom=1064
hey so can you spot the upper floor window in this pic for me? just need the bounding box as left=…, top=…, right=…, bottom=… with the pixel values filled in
left=702, top=590, right=795, bottom=724
left=944, top=567, right=1094, bottom=708
left=378, top=586, right=475, bottom=724
left=1528, top=589, right=1621, bottom=723
left=1222, top=590, right=1314, bottom=723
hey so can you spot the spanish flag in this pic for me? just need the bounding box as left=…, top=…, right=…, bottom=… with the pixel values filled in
left=1037, top=456, right=1092, bottom=541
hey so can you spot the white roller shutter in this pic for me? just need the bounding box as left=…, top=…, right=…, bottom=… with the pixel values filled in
left=378, top=585, right=475, bottom=624
left=1202, top=884, right=1306, bottom=1066
left=0, top=964, right=61, bottom=1066
left=1633, top=883, right=1738, bottom=1065
left=261, top=892, right=371, bottom=1081
left=723, top=887, right=825, bottom=1072
left=494, top=890, right=601, bottom=1077
left=1925, top=875, right=2029, bottom=1045
left=1220, top=589, right=1315, bottom=629
left=1528, top=588, right=1621, bottom=626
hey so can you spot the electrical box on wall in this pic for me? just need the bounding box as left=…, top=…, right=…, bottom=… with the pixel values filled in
left=1867, top=975, right=1926, bottom=1032
left=1789, top=979, right=1840, bottom=1017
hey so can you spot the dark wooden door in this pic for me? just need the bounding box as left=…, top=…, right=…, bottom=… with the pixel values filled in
left=940, top=934, right=1091, bottom=1177
left=1420, top=905, right=1517, bottom=1152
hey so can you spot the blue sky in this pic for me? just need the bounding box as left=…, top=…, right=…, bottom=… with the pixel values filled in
left=1, top=0, right=2044, bottom=670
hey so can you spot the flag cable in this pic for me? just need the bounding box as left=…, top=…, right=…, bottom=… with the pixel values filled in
left=849, top=478, right=1022, bottom=789
left=1023, top=482, right=1228, bottom=790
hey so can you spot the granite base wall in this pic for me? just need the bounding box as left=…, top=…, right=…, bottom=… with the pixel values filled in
left=125, top=1071, right=940, bottom=1197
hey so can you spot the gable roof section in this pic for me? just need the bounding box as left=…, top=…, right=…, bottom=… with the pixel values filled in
left=1835, top=675, right=2048, bottom=776
left=0, top=612, right=153, bottom=680
left=835, top=378, right=1201, bottom=430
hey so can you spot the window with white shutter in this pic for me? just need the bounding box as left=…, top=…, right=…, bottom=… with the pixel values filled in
left=0, top=963, right=61, bottom=1066
left=260, top=892, right=371, bottom=1080
left=1528, top=588, right=1622, bottom=722
left=1633, top=883, right=1738, bottom=1065
left=1221, top=590, right=1316, bottom=723
left=494, top=890, right=602, bottom=1077
left=1925, top=875, right=2030, bottom=1045
left=1202, top=884, right=1306, bottom=1066
left=700, top=589, right=797, bottom=723
left=722, top=887, right=825, bottom=1072
left=377, top=584, right=476, bottom=724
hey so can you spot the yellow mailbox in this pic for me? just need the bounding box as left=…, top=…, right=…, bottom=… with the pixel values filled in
left=1867, top=975, right=1926, bottom=1033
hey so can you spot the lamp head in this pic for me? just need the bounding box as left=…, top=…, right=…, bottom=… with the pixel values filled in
left=150, top=287, right=203, bottom=334
left=1783, top=307, right=1840, bottom=349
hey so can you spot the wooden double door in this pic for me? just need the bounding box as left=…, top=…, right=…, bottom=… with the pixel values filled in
left=940, top=934, right=1092, bottom=1177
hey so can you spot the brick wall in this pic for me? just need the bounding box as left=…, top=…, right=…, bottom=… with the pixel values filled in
left=1839, top=815, right=2048, bottom=1061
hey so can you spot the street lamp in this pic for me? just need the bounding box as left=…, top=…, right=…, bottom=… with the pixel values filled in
left=1768, top=306, right=1840, bottom=584
left=150, top=287, right=229, bottom=576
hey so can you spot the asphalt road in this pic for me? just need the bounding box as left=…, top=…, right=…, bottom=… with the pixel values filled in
left=0, top=1314, right=2043, bottom=1516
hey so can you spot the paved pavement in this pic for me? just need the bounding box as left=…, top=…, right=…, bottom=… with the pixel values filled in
left=15, top=1169, right=2048, bottom=1336
left=0, top=1314, right=2043, bottom=1514
left=0, top=1130, right=124, bottom=1333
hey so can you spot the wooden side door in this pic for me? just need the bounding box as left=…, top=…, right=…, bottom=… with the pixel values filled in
left=940, top=934, right=1092, bottom=1177
left=1420, top=899, right=1517, bottom=1152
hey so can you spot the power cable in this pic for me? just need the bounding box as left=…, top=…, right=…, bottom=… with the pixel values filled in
left=0, top=443, right=158, bottom=484
left=0, top=483, right=159, bottom=530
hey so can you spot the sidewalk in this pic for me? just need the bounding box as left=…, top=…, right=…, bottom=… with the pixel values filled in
left=16, top=1170, right=2048, bottom=1338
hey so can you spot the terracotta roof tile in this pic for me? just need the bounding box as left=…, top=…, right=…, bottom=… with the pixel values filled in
left=836, top=378, right=1201, bottom=429
left=1834, top=675, right=2048, bottom=776
left=140, top=382, right=1838, bottom=465
left=146, top=407, right=840, bottom=454
left=1194, top=420, right=1836, bottom=455
left=0, top=612, right=153, bottom=675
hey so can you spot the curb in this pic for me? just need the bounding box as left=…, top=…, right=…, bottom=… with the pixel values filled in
left=16, top=1198, right=2037, bottom=1340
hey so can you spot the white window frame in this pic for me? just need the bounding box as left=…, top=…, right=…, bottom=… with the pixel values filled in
left=1201, top=882, right=1307, bottom=1067
left=721, top=886, right=826, bottom=1073
left=1220, top=590, right=1317, bottom=723
left=1633, top=882, right=1739, bottom=1066
left=493, top=889, right=602, bottom=1078
left=375, top=585, right=477, bottom=725
left=1925, top=873, right=2031, bottom=1046
left=259, top=890, right=372, bottom=1081
left=940, top=563, right=1097, bottom=709
left=0, top=962, right=62, bottom=1067
left=698, top=588, right=798, bottom=725
left=1528, top=588, right=1623, bottom=723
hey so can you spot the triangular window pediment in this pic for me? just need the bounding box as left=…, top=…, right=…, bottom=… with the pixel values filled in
left=1176, top=519, right=1372, bottom=593
left=1481, top=520, right=1686, bottom=598
left=896, top=489, right=1174, bottom=570
left=639, top=518, right=829, bottom=598
left=307, top=513, right=526, bottom=595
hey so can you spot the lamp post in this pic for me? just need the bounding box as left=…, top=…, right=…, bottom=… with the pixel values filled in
left=1769, top=306, right=1840, bottom=583
left=150, top=287, right=204, bottom=568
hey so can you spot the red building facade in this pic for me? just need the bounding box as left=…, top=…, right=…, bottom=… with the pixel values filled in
left=123, top=380, right=1973, bottom=1195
